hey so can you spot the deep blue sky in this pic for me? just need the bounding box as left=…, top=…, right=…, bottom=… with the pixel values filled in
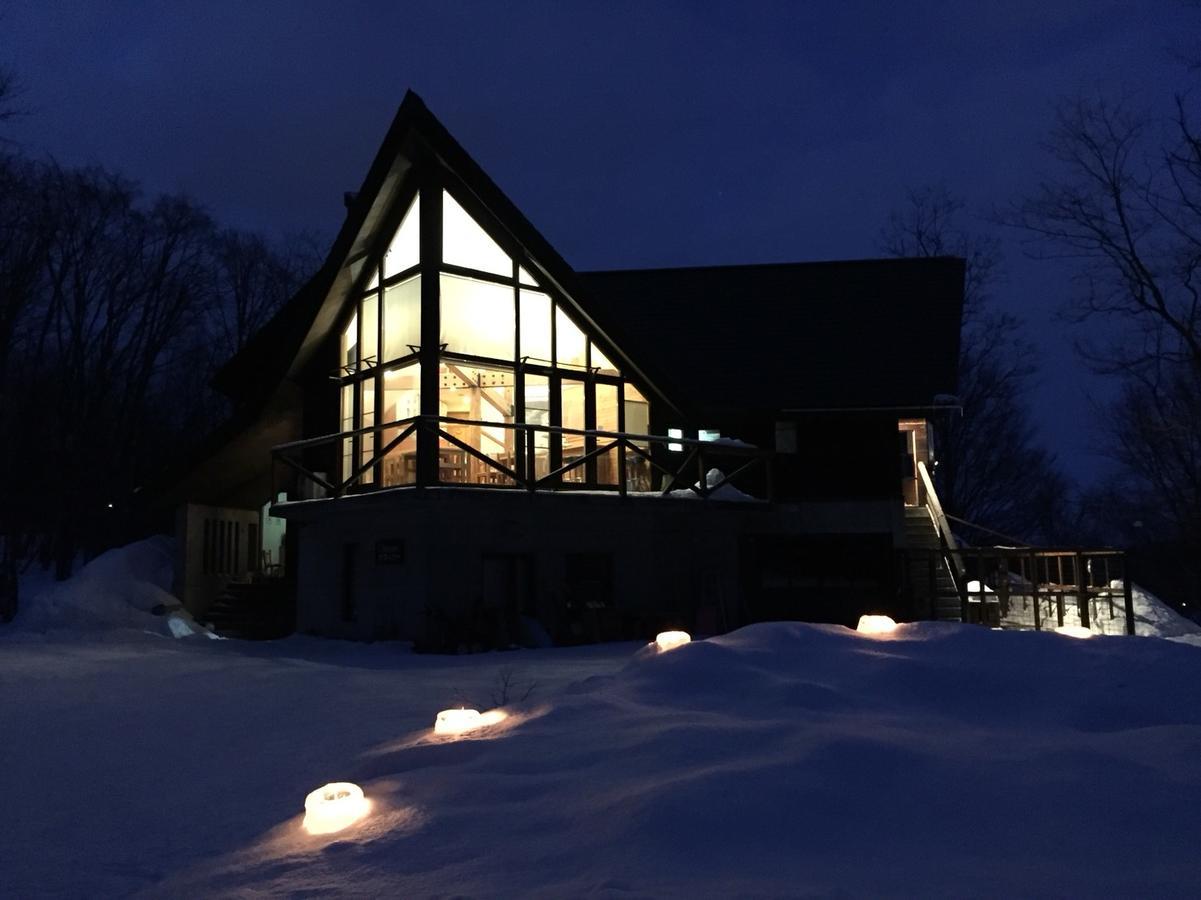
left=4, top=1, right=1196, bottom=485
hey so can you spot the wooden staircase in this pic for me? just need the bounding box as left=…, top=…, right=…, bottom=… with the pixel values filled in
left=203, top=580, right=296, bottom=640
left=903, top=506, right=962, bottom=621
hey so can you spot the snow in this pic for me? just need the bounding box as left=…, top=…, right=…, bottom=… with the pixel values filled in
left=2, top=622, right=1200, bottom=896
left=11, top=537, right=216, bottom=640
left=668, top=467, right=759, bottom=501
left=995, top=576, right=1201, bottom=643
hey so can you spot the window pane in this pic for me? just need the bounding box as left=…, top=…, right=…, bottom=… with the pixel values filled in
left=341, top=312, right=358, bottom=371
left=624, top=384, right=652, bottom=490
left=518, top=265, right=538, bottom=286
left=561, top=380, right=587, bottom=483
left=380, top=364, right=420, bottom=487
left=596, top=383, right=619, bottom=485
left=384, top=194, right=420, bottom=279
left=340, top=384, right=354, bottom=482
left=556, top=306, right=586, bottom=369
left=442, top=190, right=511, bottom=277
left=359, top=379, right=376, bottom=484
left=440, top=274, right=514, bottom=361
left=366, top=267, right=379, bottom=291
left=591, top=342, right=619, bottom=376
left=520, top=289, right=552, bottom=363
left=382, top=274, right=421, bottom=362
left=524, top=374, right=550, bottom=482
left=439, top=362, right=516, bottom=485
left=361, top=294, right=378, bottom=367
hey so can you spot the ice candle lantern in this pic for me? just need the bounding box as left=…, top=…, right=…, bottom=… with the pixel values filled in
left=655, top=630, right=691, bottom=652
left=303, top=782, right=368, bottom=835
left=1056, top=625, right=1094, bottom=639
left=435, top=707, right=483, bottom=735
left=856, top=614, right=898, bottom=635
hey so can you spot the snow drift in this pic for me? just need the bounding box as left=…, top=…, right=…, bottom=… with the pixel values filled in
left=154, top=621, right=1201, bottom=898
left=10, top=536, right=214, bottom=639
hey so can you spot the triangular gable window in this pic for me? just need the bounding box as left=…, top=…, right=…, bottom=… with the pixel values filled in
left=331, top=157, right=654, bottom=493
left=383, top=194, right=420, bottom=279
left=442, top=190, right=511, bottom=277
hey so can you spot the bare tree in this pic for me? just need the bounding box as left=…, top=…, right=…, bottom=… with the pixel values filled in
left=0, top=64, right=24, bottom=129
left=207, top=229, right=317, bottom=356
left=1008, top=95, right=1201, bottom=375
left=1007, top=63, right=1201, bottom=604
left=881, top=187, right=1068, bottom=542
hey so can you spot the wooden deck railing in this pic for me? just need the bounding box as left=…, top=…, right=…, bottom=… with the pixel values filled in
left=271, top=414, right=774, bottom=502
left=956, top=547, right=1135, bottom=634
left=911, top=462, right=1134, bottom=633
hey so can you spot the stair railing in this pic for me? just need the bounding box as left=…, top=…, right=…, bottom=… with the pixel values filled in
left=916, top=461, right=968, bottom=619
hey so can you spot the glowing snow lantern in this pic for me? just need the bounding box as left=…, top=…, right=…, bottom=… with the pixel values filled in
left=655, top=630, right=691, bottom=652
left=303, top=782, right=368, bottom=835
left=856, top=614, right=898, bottom=635
left=435, top=707, right=483, bottom=735
left=1056, top=625, right=1094, bottom=639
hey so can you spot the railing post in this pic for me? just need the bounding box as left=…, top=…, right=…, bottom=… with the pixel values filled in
left=526, top=427, right=537, bottom=494
left=958, top=546, right=969, bottom=624
left=927, top=551, right=937, bottom=620
left=618, top=438, right=627, bottom=498
left=1123, top=557, right=1135, bottom=635
left=1030, top=552, right=1041, bottom=632
left=1076, top=552, right=1090, bottom=630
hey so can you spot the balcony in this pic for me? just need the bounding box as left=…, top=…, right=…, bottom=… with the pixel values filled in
left=271, top=415, right=774, bottom=502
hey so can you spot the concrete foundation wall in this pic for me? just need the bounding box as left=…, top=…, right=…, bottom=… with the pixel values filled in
left=280, top=490, right=769, bottom=641
left=276, top=489, right=903, bottom=642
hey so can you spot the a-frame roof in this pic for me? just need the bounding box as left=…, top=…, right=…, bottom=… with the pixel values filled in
left=214, top=90, right=670, bottom=414
left=215, top=91, right=964, bottom=427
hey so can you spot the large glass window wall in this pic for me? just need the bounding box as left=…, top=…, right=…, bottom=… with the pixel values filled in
left=333, top=185, right=653, bottom=489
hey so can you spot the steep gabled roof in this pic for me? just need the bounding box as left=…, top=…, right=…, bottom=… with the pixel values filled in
left=214, top=90, right=672, bottom=414
left=580, top=256, right=964, bottom=418
left=214, top=93, right=964, bottom=428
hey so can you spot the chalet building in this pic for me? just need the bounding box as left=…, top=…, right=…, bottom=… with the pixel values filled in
left=162, top=91, right=968, bottom=645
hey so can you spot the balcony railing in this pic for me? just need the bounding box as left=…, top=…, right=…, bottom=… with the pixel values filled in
left=271, top=414, right=774, bottom=502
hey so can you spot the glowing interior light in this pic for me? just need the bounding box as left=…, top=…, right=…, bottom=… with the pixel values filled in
left=303, top=782, right=368, bottom=835
left=435, top=707, right=483, bottom=735
left=856, top=614, right=898, bottom=635
left=1056, top=625, right=1094, bottom=639
left=655, top=630, right=691, bottom=652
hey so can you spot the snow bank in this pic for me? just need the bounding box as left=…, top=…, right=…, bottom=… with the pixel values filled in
left=1127, top=584, right=1201, bottom=640
left=151, top=621, right=1201, bottom=897
left=9, top=537, right=214, bottom=639
left=668, top=466, right=758, bottom=501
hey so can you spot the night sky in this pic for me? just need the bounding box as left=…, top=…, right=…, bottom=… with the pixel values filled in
left=4, top=1, right=1194, bottom=484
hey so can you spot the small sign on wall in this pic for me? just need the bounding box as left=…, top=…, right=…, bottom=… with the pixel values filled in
left=375, top=539, right=405, bottom=565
